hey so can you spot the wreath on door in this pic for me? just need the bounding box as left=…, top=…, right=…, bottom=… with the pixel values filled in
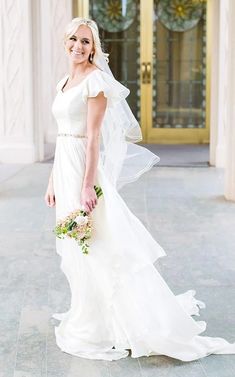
left=92, top=0, right=137, bottom=33
left=157, top=0, right=204, bottom=32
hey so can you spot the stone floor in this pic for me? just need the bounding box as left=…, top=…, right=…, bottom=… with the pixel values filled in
left=141, top=144, right=209, bottom=167
left=0, top=163, right=235, bottom=377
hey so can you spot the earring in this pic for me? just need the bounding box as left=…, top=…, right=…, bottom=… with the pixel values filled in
left=89, top=53, right=94, bottom=63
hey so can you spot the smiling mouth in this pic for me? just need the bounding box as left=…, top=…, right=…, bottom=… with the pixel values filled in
left=71, top=50, right=84, bottom=56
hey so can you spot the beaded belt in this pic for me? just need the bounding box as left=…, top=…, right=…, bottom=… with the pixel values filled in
left=57, top=133, right=87, bottom=138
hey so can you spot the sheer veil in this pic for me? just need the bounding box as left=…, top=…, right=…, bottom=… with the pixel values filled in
left=66, top=18, right=160, bottom=190
left=94, top=53, right=160, bottom=190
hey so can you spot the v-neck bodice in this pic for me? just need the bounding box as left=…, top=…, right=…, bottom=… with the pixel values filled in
left=60, top=69, right=101, bottom=94
left=51, top=69, right=130, bottom=136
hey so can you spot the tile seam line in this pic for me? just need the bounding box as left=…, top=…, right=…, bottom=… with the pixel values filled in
left=0, top=165, right=29, bottom=186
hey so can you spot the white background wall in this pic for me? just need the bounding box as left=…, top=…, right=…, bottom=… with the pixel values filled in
left=0, top=0, right=72, bottom=163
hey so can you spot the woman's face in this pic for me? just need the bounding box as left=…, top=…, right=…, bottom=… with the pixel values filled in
left=65, top=25, right=94, bottom=64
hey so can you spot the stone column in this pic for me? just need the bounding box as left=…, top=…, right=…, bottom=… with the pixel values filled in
left=214, top=0, right=229, bottom=168
left=0, top=0, right=36, bottom=163
left=224, top=0, right=235, bottom=200
left=41, top=0, right=72, bottom=148
left=0, top=0, right=72, bottom=163
left=209, top=0, right=220, bottom=166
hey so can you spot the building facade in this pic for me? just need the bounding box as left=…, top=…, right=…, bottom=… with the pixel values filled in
left=0, top=0, right=235, bottom=200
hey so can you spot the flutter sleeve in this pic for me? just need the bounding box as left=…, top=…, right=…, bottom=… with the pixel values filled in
left=82, top=70, right=130, bottom=108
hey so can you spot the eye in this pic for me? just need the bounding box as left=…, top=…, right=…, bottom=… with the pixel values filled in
left=82, top=40, right=90, bottom=44
left=69, top=36, right=76, bottom=41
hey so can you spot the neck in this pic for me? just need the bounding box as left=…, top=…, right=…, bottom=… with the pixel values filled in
left=69, top=61, right=93, bottom=79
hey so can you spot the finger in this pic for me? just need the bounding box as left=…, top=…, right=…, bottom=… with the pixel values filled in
left=45, top=195, right=50, bottom=206
left=88, top=201, right=94, bottom=212
left=93, top=197, right=97, bottom=206
left=85, top=205, right=90, bottom=214
left=48, top=195, right=52, bottom=207
left=87, top=201, right=93, bottom=212
left=85, top=202, right=91, bottom=213
left=49, top=195, right=55, bottom=207
left=51, top=195, right=56, bottom=206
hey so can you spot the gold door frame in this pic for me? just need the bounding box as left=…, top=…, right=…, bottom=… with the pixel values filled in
left=75, top=0, right=89, bottom=17
left=75, top=0, right=211, bottom=144
left=140, top=0, right=211, bottom=144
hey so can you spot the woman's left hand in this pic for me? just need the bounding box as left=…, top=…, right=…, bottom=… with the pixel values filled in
left=81, top=186, right=97, bottom=214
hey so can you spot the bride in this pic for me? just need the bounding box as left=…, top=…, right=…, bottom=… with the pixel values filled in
left=44, top=17, right=235, bottom=361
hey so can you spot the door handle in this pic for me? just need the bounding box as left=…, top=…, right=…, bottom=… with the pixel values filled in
left=142, top=62, right=147, bottom=84
left=146, top=62, right=151, bottom=84
left=142, top=62, right=151, bottom=84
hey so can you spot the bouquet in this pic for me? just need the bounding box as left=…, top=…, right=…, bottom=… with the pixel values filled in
left=54, top=186, right=103, bottom=254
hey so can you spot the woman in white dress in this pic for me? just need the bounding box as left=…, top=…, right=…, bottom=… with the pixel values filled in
left=44, top=17, right=235, bottom=361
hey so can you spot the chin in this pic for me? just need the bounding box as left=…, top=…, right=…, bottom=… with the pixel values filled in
left=70, top=56, right=88, bottom=63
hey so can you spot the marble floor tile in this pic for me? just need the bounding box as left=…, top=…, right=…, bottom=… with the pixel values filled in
left=0, top=163, right=235, bottom=377
left=107, top=356, right=142, bottom=377
left=138, top=355, right=206, bottom=377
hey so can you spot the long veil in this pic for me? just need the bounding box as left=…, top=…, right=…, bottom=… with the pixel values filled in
left=94, top=48, right=160, bottom=190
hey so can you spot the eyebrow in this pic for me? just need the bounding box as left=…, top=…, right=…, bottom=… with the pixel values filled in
left=71, top=35, right=91, bottom=41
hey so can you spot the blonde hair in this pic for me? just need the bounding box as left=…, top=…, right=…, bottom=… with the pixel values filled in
left=64, top=17, right=105, bottom=60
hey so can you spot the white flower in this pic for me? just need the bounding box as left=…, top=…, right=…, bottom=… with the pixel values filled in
left=74, top=215, right=88, bottom=226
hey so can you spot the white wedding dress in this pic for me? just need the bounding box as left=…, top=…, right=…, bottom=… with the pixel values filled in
left=51, top=68, right=235, bottom=361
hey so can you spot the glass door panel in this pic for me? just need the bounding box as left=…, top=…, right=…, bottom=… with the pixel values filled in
left=88, top=0, right=141, bottom=121
left=148, top=0, right=209, bottom=143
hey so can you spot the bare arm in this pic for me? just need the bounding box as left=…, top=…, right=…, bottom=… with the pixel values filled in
left=44, top=166, right=56, bottom=207
left=81, top=91, right=107, bottom=213
left=49, top=167, right=53, bottom=184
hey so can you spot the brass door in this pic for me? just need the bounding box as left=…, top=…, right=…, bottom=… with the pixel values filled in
left=75, top=0, right=210, bottom=144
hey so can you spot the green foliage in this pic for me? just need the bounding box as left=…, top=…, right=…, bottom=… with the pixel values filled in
left=53, top=185, right=103, bottom=254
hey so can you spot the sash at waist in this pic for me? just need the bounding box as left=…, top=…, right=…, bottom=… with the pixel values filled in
left=57, top=133, right=87, bottom=138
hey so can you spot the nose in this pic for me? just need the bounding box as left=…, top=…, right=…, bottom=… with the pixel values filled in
left=74, top=39, right=83, bottom=50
